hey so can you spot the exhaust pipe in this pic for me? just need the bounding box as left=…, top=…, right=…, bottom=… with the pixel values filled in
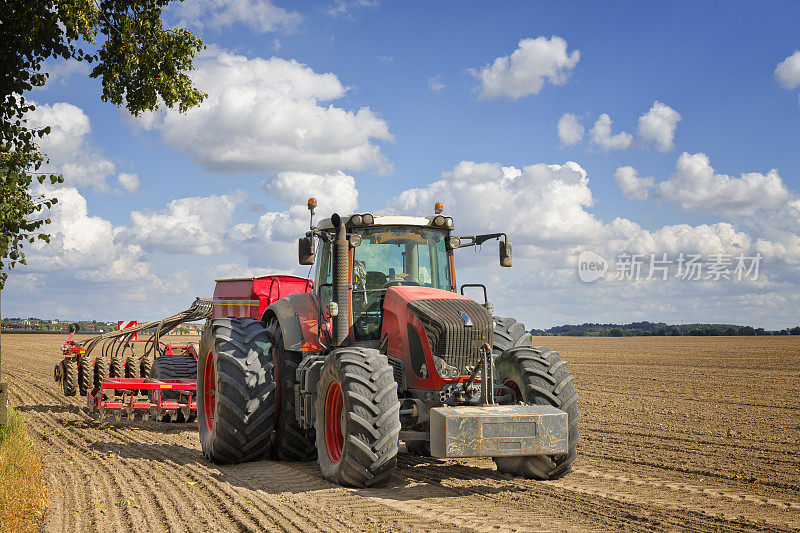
left=330, top=213, right=349, bottom=347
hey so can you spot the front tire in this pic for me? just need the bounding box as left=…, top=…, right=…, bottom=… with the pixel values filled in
left=315, top=347, right=400, bottom=487
left=493, top=346, right=580, bottom=480
left=197, top=317, right=276, bottom=464
left=492, top=316, right=533, bottom=357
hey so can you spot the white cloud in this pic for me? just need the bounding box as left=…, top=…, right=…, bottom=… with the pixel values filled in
left=259, top=171, right=357, bottom=241
left=27, top=102, right=119, bottom=191
left=170, top=0, right=301, bottom=33
left=128, top=192, right=245, bottom=255
left=614, top=166, right=654, bottom=201
left=657, top=152, right=790, bottom=217
left=603, top=218, right=752, bottom=258
left=38, top=59, right=91, bottom=87
left=589, top=113, right=632, bottom=151
left=21, top=185, right=150, bottom=282
left=470, top=36, right=580, bottom=100
left=638, top=101, right=681, bottom=152
left=557, top=113, right=584, bottom=145
left=391, top=160, right=603, bottom=245
left=327, top=0, right=379, bottom=18
left=427, top=75, right=445, bottom=92
left=117, top=172, right=140, bottom=193
left=775, top=51, right=800, bottom=89
left=138, top=47, right=393, bottom=175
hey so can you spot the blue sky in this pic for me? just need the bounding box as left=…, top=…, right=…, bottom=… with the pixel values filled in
left=6, top=0, right=800, bottom=329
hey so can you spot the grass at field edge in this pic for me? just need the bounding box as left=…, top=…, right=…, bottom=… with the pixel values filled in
left=0, top=403, right=48, bottom=533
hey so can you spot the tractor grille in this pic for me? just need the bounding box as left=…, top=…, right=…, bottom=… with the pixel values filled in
left=407, top=299, right=492, bottom=373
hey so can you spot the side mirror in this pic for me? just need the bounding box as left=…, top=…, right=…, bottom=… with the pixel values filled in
left=298, top=236, right=315, bottom=265
left=499, top=240, right=512, bottom=267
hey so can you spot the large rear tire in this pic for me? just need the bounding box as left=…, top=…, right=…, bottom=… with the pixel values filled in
left=492, top=316, right=533, bottom=357
left=264, top=318, right=316, bottom=461
left=493, top=346, right=580, bottom=480
left=62, top=358, right=78, bottom=396
left=315, top=347, right=400, bottom=487
left=197, top=317, right=276, bottom=464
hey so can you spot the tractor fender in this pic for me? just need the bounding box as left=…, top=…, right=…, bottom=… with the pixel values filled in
left=262, top=292, right=325, bottom=353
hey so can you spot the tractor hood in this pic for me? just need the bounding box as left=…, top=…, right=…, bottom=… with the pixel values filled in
left=382, top=285, right=493, bottom=378
left=384, top=285, right=469, bottom=304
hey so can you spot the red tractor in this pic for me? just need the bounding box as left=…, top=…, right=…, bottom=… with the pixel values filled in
left=197, top=200, right=579, bottom=487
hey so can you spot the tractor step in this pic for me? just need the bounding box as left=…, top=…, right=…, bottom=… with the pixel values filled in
left=429, top=404, right=568, bottom=458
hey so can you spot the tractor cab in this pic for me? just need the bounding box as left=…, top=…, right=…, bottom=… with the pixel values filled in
left=314, top=218, right=454, bottom=341
left=300, top=200, right=511, bottom=349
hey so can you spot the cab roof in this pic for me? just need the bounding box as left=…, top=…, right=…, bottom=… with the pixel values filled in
left=316, top=215, right=441, bottom=231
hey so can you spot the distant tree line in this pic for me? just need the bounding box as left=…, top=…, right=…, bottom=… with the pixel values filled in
left=530, top=321, right=800, bottom=337
left=1, top=317, right=202, bottom=335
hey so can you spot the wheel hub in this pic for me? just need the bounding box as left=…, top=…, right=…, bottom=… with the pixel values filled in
left=324, top=381, right=344, bottom=463
left=203, top=349, right=216, bottom=432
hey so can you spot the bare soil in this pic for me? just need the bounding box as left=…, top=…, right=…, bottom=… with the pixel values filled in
left=3, top=334, right=799, bottom=532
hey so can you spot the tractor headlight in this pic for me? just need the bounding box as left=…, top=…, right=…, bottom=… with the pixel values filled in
left=444, top=217, right=454, bottom=229
left=327, top=302, right=339, bottom=317
left=350, top=214, right=363, bottom=226
left=433, top=215, right=445, bottom=227
left=448, top=236, right=461, bottom=249
left=363, top=213, right=374, bottom=225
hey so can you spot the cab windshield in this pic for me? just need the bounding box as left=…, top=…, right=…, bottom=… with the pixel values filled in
left=352, top=226, right=451, bottom=292
left=351, top=226, right=450, bottom=340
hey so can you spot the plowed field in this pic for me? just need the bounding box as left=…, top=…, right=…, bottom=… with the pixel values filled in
left=3, top=334, right=799, bottom=531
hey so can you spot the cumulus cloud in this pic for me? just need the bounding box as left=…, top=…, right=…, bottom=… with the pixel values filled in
left=170, top=0, right=301, bottom=33
left=391, top=159, right=603, bottom=245
left=38, top=59, right=91, bottom=87
left=614, top=166, right=654, bottom=201
left=470, top=36, right=580, bottom=100
left=117, top=172, right=140, bottom=193
left=657, top=152, right=790, bottom=217
left=128, top=192, right=245, bottom=255
left=638, top=101, right=681, bottom=152
left=589, top=113, right=632, bottom=151
left=138, top=47, right=393, bottom=175
left=27, top=102, right=122, bottom=191
left=427, top=75, right=445, bottom=92
left=557, top=113, right=584, bottom=145
left=21, top=185, right=150, bottom=281
left=259, top=171, right=357, bottom=241
left=327, top=0, right=379, bottom=18
left=775, top=51, right=800, bottom=90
